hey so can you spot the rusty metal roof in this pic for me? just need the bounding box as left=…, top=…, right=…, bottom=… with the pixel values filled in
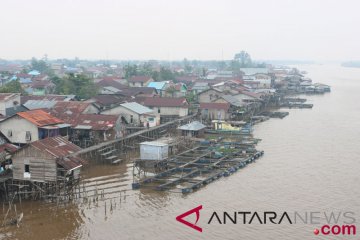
left=129, top=76, right=152, bottom=82
left=72, top=114, right=118, bottom=130
left=30, top=136, right=85, bottom=170
left=17, top=109, right=63, bottom=127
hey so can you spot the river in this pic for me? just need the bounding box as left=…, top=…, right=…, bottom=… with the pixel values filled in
left=1, top=64, right=360, bottom=240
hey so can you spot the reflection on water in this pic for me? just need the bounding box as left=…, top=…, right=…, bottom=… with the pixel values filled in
left=1, top=64, right=360, bottom=240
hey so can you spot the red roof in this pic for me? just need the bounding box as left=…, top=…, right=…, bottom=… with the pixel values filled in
left=0, top=93, right=19, bottom=101
left=200, top=102, right=230, bottom=110
left=72, top=114, right=118, bottom=130
left=129, top=76, right=152, bottom=82
left=17, top=109, right=63, bottom=127
left=50, top=101, right=97, bottom=122
left=144, top=97, right=188, bottom=107
left=16, top=73, right=31, bottom=78
left=20, top=95, right=72, bottom=104
left=0, top=143, right=19, bottom=153
left=30, top=136, right=85, bottom=170
left=91, top=95, right=125, bottom=107
left=31, top=80, right=54, bottom=88
left=97, top=79, right=128, bottom=90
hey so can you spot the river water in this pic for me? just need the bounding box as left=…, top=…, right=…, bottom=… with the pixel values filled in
left=1, top=64, right=360, bottom=240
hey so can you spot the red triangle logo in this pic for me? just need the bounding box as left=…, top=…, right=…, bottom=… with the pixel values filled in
left=176, top=205, right=203, bottom=232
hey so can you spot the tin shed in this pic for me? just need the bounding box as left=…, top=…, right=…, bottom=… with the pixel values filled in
left=140, top=141, right=168, bottom=160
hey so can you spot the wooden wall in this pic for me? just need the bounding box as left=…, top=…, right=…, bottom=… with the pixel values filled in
left=12, top=146, right=57, bottom=182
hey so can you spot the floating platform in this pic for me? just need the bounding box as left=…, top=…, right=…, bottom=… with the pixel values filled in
left=132, top=144, right=264, bottom=194
left=260, top=111, right=289, bottom=119
left=280, top=103, right=313, bottom=109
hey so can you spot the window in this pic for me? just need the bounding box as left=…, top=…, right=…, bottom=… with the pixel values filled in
left=158, top=108, right=161, bottom=114
left=25, top=131, right=32, bottom=141
left=7, top=130, right=12, bottom=137
left=24, top=164, right=31, bottom=178
left=130, top=115, right=133, bottom=123
left=141, top=82, right=144, bottom=86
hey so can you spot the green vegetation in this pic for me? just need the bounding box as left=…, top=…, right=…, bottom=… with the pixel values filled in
left=0, top=80, right=25, bottom=94
left=124, top=63, right=183, bottom=81
left=54, top=74, right=98, bottom=99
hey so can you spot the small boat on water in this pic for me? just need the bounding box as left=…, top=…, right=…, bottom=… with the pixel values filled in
left=205, top=120, right=253, bottom=135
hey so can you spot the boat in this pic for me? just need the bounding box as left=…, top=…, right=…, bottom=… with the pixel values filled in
left=205, top=120, right=253, bottom=135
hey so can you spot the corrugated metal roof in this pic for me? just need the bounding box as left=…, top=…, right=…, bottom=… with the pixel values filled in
left=147, top=81, right=167, bottom=90
left=221, top=95, right=243, bottom=107
left=140, top=141, right=168, bottom=147
left=200, top=102, right=230, bottom=110
left=0, top=93, right=19, bottom=101
left=129, top=76, right=152, bottom=82
left=29, top=136, right=85, bottom=170
left=72, top=114, right=118, bottom=130
left=17, top=109, right=63, bottom=127
left=120, top=102, right=153, bottom=115
left=178, top=121, right=206, bottom=131
left=24, top=100, right=57, bottom=110
left=144, top=97, right=188, bottom=107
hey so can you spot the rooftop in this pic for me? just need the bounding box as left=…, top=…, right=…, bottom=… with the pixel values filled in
left=72, top=114, right=118, bottom=130
left=178, top=121, right=206, bottom=131
left=120, top=102, right=154, bottom=115
left=140, top=141, right=168, bottom=147
left=147, top=81, right=168, bottom=90
left=200, top=102, right=230, bottom=110
left=143, top=97, right=188, bottom=107
left=0, top=93, right=20, bottom=101
left=23, top=100, right=57, bottom=110
left=129, top=76, right=152, bottom=82
left=17, top=109, right=63, bottom=127
left=29, top=136, right=85, bottom=170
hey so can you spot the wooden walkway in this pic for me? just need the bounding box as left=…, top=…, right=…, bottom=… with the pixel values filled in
left=72, top=115, right=196, bottom=160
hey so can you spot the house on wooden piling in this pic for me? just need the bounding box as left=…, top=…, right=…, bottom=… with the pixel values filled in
left=178, top=121, right=206, bottom=138
left=0, top=109, right=69, bottom=145
left=11, top=136, right=85, bottom=182
left=200, top=102, right=231, bottom=120
left=69, top=114, right=123, bottom=147
left=101, top=102, right=159, bottom=127
left=143, top=97, right=189, bottom=123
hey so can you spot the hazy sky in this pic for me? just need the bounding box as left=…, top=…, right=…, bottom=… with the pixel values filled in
left=1, top=0, right=359, bottom=61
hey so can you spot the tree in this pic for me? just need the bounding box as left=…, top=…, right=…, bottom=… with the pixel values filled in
left=234, top=51, right=252, bottom=67
left=158, top=67, right=174, bottom=81
left=31, top=57, right=49, bottom=73
left=0, top=80, right=25, bottom=94
left=165, top=85, right=177, bottom=97
left=124, top=64, right=138, bottom=79
left=57, top=74, right=97, bottom=99
left=183, top=58, right=192, bottom=73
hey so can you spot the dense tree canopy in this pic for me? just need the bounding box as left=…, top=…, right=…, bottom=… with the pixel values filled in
left=0, top=80, right=25, bottom=94
left=55, top=74, right=98, bottom=99
left=234, top=51, right=252, bottom=67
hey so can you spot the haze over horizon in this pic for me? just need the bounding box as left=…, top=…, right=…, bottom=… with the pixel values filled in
left=1, top=0, right=359, bottom=62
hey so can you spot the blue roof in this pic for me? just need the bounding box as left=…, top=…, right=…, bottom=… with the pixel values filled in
left=28, top=70, right=40, bottom=76
left=147, top=81, right=167, bottom=90
left=19, top=78, right=32, bottom=84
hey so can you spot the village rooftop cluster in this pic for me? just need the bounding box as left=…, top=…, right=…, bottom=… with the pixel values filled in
left=0, top=53, right=330, bottom=200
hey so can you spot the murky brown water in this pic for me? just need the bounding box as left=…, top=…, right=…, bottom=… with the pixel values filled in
left=1, top=64, right=360, bottom=240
